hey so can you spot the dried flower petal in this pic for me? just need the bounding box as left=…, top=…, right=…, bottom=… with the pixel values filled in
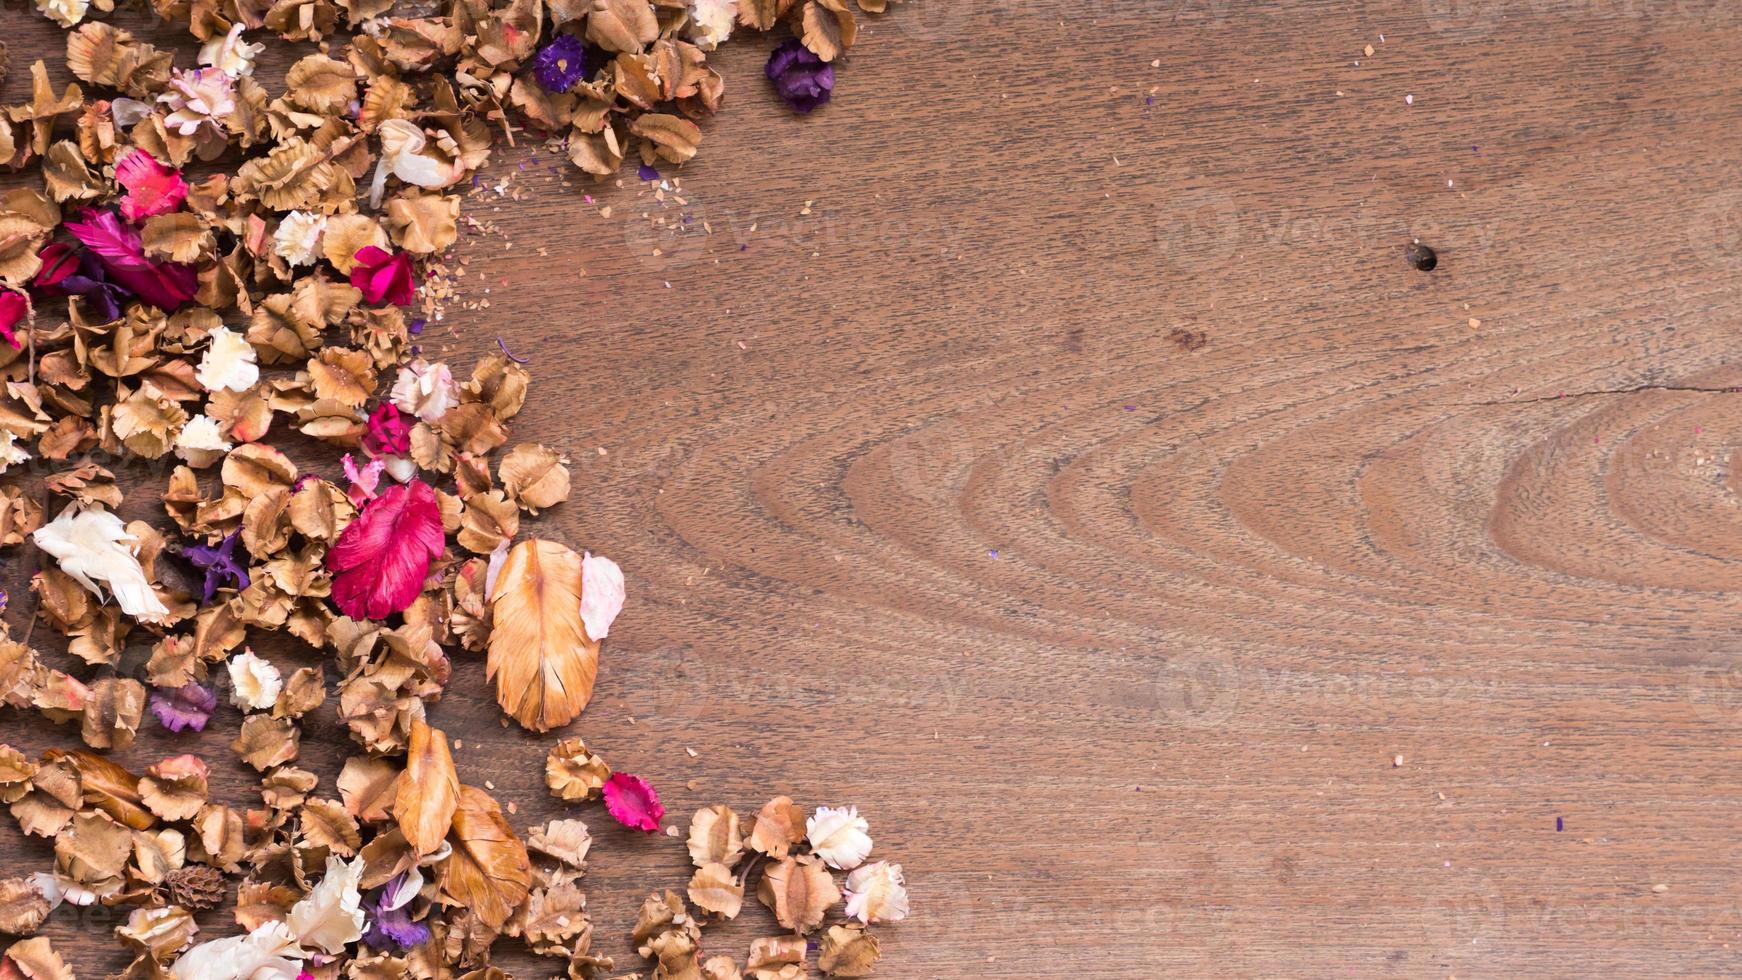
left=843, top=861, right=907, bottom=924
left=149, top=682, right=215, bottom=733
left=601, top=772, right=662, bottom=833
left=806, top=805, right=872, bottom=870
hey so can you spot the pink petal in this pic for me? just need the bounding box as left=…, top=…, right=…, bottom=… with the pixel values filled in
left=602, top=772, right=663, bottom=833
left=326, top=480, right=445, bottom=620
left=580, top=552, right=625, bottom=640
left=114, top=149, right=188, bottom=222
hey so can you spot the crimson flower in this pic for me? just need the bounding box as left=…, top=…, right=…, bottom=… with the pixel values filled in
left=602, top=772, right=664, bottom=832
left=350, top=246, right=417, bottom=306
left=362, top=402, right=411, bottom=457
left=0, top=292, right=24, bottom=350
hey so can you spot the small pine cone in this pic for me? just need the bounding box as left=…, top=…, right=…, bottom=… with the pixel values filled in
left=165, top=865, right=226, bottom=911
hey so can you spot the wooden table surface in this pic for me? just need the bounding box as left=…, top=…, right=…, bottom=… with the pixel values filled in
left=5, top=0, right=1742, bottom=976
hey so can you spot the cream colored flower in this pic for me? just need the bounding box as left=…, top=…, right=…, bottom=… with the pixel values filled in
left=36, top=0, right=89, bottom=28
left=806, top=805, right=872, bottom=870
left=285, top=855, right=365, bottom=954
left=170, top=921, right=301, bottom=980
left=377, top=120, right=461, bottom=191
left=390, top=360, right=458, bottom=422
left=175, top=414, right=232, bottom=466
left=196, top=326, right=259, bottom=393
left=31, top=506, right=168, bottom=619
left=226, top=649, right=282, bottom=711
left=0, top=430, right=29, bottom=475
left=688, top=0, right=737, bottom=50
left=273, top=211, right=326, bottom=267
left=199, top=24, right=264, bottom=77
left=844, top=861, right=908, bottom=924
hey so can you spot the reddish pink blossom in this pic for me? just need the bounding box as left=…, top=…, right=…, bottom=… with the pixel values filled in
left=362, top=402, right=411, bottom=457
left=326, top=480, right=444, bottom=620
left=114, top=149, right=188, bottom=222
left=0, top=293, right=24, bottom=350
left=350, top=246, right=418, bottom=306
left=64, top=209, right=197, bottom=312
left=602, top=772, right=664, bottom=833
left=33, top=243, right=78, bottom=290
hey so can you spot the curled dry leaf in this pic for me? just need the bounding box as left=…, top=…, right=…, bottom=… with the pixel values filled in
left=687, top=804, right=743, bottom=869
left=393, top=717, right=459, bottom=856
left=757, top=855, right=840, bottom=934
left=526, top=818, right=592, bottom=869
left=545, top=736, right=610, bottom=801
left=748, top=796, right=805, bottom=859
left=498, top=443, right=569, bottom=513
left=818, top=924, right=881, bottom=977
left=437, top=785, right=532, bottom=930
left=0, top=878, right=50, bottom=935
left=687, top=862, right=743, bottom=919
left=3, top=937, right=72, bottom=980
left=800, top=0, right=857, bottom=62
left=488, top=539, right=597, bottom=732
left=748, top=935, right=805, bottom=969
left=630, top=113, right=702, bottom=165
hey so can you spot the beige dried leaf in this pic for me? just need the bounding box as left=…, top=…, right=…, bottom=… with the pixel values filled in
left=0, top=879, right=50, bottom=936
left=3, top=937, right=72, bottom=980
left=687, top=804, right=743, bottom=869
left=232, top=713, right=299, bottom=771
left=687, top=862, right=743, bottom=919
left=437, top=784, right=532, bottom=930
left=747, top=935, right=804, bottom=969
left=457, top=489, right=518, bottom=555
left=488, top=539, right=599, bottom=732
left=393, top=718, right=459, bottom=856
left=138, top=754, right=209, bottom=821
left=301, top=797, right=363, bottom=856
left=587, top=0, right=659, bottom=52
left=140, top=212, right=212, bottom=264
left=499, top=443, right=570, bottom=513
left=817, top=924, right=880, bottom=977
left=545, top=736, right=610, bottom=801
left=702, top=956, right=744, bottom=980
left=630, top=113, right=701, bottom=164
left=758, top=855, right=840, bottom=934
left=737, top=0, right=798, bottom=29
left=801, top=0, right=856, bottom=61
left=526, top=818, right=592, bottom=869
left=337, top=754, right=399, bottom=823
left=117, top=904, right=197, bottom=961
left=748, top=796, right=805, bottom=859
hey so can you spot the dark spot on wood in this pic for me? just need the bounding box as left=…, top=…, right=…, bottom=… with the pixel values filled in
left=1168, top=328, right=1209, bottom=351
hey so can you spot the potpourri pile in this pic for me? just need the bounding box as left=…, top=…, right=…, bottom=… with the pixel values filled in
left=0, top=0, right=910, bottom=975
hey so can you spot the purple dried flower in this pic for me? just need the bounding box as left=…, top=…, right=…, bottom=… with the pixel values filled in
left=363, top=878, right=430, bottom=951
left=533, top=34, right=589, bottom=93
left=765, top=38, right=834, bottom=113
left=182, top=529, right=249, bottom=604
left=149, top=682, right=217, bottom=733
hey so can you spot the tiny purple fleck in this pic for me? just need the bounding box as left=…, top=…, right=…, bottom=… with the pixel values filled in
left=638, top=163, right=660, bottom=181
left=1556, top=816, right=1563, bottom=832
left=1124, top=404, right=1137, bottom=411
left=988, top=549, right=999, bottom=558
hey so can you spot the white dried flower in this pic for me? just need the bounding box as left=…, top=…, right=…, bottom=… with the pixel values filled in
left=806, top=805, right=873, bottom=870
left=36, top=0, right=89, bottom=28
left=199, top=24, right=264, bottom=77
left=0, top=430, right=29, bottom=475
left=31, top=506, right=168, bottom=619
left=196, top=326, right=259, bottom=393
left=844, top=861, right=909, bottom=924
left=174, top=415, right=232, bottom=465
left=285, top=855, right=365, bottom=954
left=226, top=649, right=282, bottom=711
left=171, top=921, right=301, bottom=980
left=688, top=0, right=737, bottom=50
left=273, top=211, right=326, bottom=267
left=390, top=360, right=459, bottom=422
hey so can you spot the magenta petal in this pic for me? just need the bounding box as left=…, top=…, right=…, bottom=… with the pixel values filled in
left=326, top=480, right=445, bottom=620
left=64, top=209, right=196, bottom=312
left=114, top=149, right=188, bottom=222
left=602, top=772, right=663, bottom=833
left=0, top=293, right=25, bottom=350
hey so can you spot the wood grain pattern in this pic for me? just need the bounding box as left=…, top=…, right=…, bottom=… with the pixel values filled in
left=5, top=0, right=1742, bottom=975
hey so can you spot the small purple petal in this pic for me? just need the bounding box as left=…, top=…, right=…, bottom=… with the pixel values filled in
left=532, top=34, right=589, bottom=93
left=363, top=888, right=431, bottom=950
left=149, top=682, right=216, bottom=733
left=181, top=529, right=249, bottom=604
left=638, top=163, right=660, bottom=181
left=766, top=39, right=834, bottom=113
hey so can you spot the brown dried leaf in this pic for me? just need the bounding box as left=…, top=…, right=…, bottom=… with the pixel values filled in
left=587, top=0, right=659, bottom=52
left=526, top=818, right=592, bottom=869
left=499, top=443, right=570, bottom=513
left=758, top=855, right=840, bottom=934
left=545, top=736, right=610, bottom=802
left=801, top=0, right=856, bottom=61
left=394, top=718, right=459, bottom=856
left=818, top=924, right=880, bottom=976
left=338, top=755, right=399, bottom=823
left=3, top=937, right=72, bottom=980
left=630, top=113, right=701, bottom=165
left=687, top=862, right=743, bottom=919
left=437, top=784, right=532, bottom=930
left=0, top=879, right=49, bottom=936
left=232, top=713, right=299, bottom=771
left=687, top=804, right=743, bottom=869
left=748, top=796, right=805, bottom=859
left=488, top=540, right=598, bottom=732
